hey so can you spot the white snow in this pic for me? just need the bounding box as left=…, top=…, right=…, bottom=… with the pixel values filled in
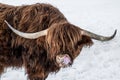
left=0, top=0, right=120, bottom=80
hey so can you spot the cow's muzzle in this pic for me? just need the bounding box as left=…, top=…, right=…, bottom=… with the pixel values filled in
left=56, top=54, right=72, bottom=68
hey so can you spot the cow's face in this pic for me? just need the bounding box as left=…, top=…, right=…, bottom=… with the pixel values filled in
left=46, top=23, right=93, bottom=68
left=5, top=20, right=116, bottom=68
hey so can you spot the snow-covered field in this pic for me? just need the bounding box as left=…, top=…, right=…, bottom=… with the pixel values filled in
left=0, top=0, right=120, bottom=80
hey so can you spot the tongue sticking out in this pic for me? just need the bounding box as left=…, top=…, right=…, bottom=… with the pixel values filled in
left=63, top=55, right=71, bottom=65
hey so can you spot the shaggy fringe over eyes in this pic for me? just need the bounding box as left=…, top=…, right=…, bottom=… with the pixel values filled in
left=46, top=22, right=84, bottom=58
left=0, top=3, right=94, bottom=79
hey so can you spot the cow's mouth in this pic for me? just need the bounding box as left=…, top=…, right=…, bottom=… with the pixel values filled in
left=56, top=54, right=72, bottom=68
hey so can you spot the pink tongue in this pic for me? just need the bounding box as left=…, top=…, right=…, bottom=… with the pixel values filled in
left=63, top=56, right=71, bottom=65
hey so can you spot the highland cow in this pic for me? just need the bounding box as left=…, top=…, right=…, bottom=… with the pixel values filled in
left=0, top=3, right=117, bottom=80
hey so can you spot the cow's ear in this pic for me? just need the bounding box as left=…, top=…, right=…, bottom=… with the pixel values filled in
left=77, top=35, right=93, bottom=47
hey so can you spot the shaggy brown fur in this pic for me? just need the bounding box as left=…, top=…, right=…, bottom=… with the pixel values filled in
left=0, top=3, right=93, bottom=80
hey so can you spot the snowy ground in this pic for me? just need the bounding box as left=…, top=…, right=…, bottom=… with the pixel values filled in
left=0, top=0, right=120, bottom=80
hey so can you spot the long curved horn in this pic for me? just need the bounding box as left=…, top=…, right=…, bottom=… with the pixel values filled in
left=82, top=29, right=117, bottom=41
left=4, top=20, right=48, bottom=39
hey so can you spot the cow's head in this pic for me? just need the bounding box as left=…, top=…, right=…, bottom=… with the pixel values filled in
left=5, top=20, right=117, bottom=68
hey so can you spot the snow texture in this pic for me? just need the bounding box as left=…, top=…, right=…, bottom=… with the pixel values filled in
left=0, top=0, right=120, bottom=80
